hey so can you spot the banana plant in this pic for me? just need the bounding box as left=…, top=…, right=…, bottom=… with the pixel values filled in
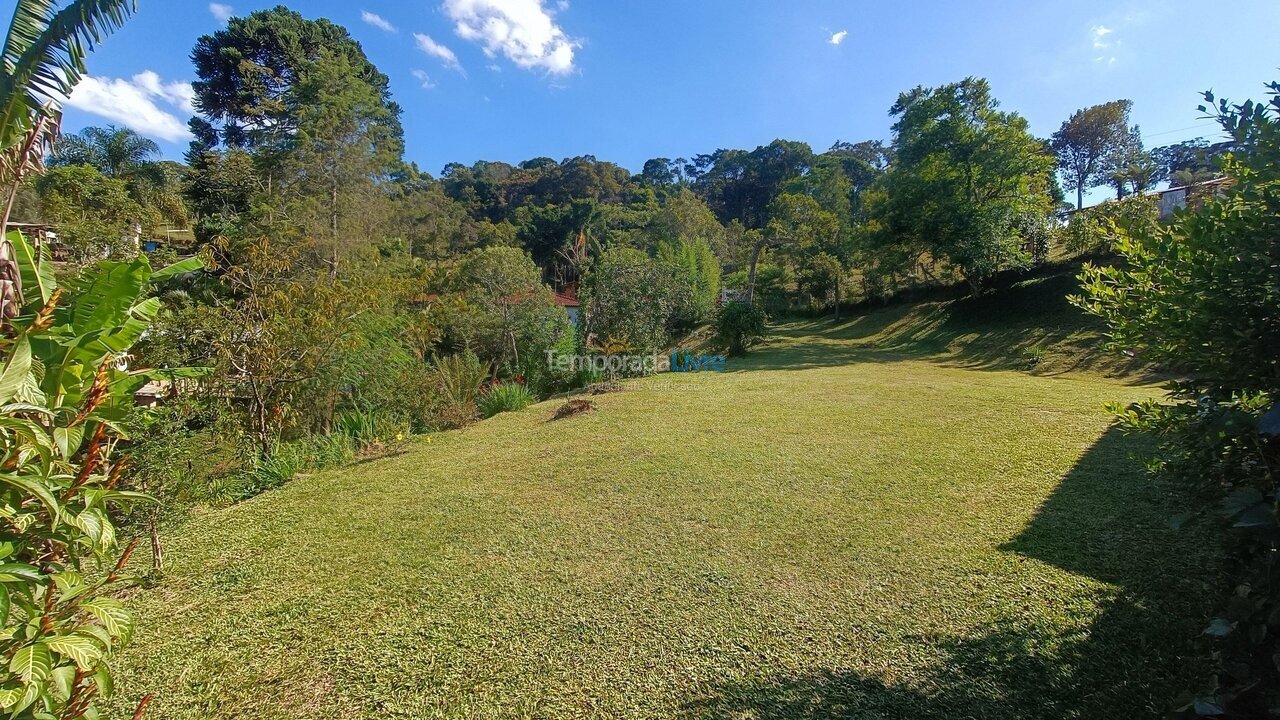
left=0, top=229, right=203, bottom=719
left=2, top=0, right=139, bottom=323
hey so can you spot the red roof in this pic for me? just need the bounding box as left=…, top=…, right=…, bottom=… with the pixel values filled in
left=553, top=288, right=579, bottom=307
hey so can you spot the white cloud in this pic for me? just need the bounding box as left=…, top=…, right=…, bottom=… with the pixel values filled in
left=361, top=11, right=396, bottom=33
left=1090, top=24, right=1118, bottom=64
left=411, top=69, right=436, bottom=89
left=414, top=33, right=463, bottom=72
left=65, top=72, right=195, bottom=142
left=1091, top=25, right=1113, bottom=48
left=209, top=3, right=233, bottom=23
left=442, top=0, right=578, bottom=75
left=829, top=30, right=848, bottom=46
left=132, top=70, right=196, bottom=114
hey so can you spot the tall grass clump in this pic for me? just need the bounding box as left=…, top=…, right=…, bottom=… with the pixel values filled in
left=479, top=382, right=536, bottom=418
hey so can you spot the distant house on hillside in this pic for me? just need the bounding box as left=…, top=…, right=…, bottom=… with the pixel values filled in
left=1156, top=177, right=1232, bottom=219
left=554, top=284, right=580, bottom=324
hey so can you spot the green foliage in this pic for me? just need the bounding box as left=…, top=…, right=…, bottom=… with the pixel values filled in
left=444, top=246, right=572, bottom=373
left=431, top=352, right=487, bottom=429
left=796, top=252, right=843, bottom=310
left=48, top=126, right=183, bottom=227
left=869, top=77, right=1057, bottom=292
left=32, top=165, right=151, bottom=262
left=715, top=301, right=767, bottom=356
left=1051, top=100, right=1135, bottom=209
left=216, top=433, right=356, bottom=503
left=0, top=230, right=199, bottom=719
left=335, top=409, right=380, bottom=446
left=1075, top=80, right=1280, bottom=717
left=478, top=383, right=535, bottom=419
left=656, top=234, right=720, bottom=330
left=189, top=6, right=400, bottom=152
left=581, top=247, right=688, bottom=353
left=1062, top=194, right=1160, bottom=257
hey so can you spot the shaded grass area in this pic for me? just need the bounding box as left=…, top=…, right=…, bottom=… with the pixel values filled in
left=758, top=270, right=1149, bottom=379
left=105, top=297, right=1216, bottom=719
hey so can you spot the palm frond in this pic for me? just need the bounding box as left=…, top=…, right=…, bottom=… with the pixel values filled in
left=0, top=0, right=138, bottom=143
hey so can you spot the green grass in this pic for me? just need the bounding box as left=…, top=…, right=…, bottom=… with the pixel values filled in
left=106, top=292, right=1219, bottom=719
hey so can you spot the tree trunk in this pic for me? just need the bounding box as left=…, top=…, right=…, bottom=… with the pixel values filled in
left=329, top=178, right=340, bottom=280
left=1076, top=186, right=1084, bottom=211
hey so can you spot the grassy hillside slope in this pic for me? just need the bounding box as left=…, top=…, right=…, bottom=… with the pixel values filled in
left=106, top=281, right=1216, bottom=719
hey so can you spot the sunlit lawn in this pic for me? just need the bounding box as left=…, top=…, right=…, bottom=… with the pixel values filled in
left=106, top=298, right=1219, bottom=719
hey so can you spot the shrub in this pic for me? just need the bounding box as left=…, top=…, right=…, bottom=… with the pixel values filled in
left=336, top=409, right=379, bottom=445
left=581, top=247, right=685, bottom=353
left=714, top=301, right=767, bottom=356
left=213, top=433, right=357, bottom=503
left=1062, top=194, right=1160, bottom=257
left=431, top=351, right=487, bottom=429
left=1074, top=81, right=1280, bottom=717
left=478, top=383, right=535, bottom=418
left=0, top=233, right=201, bottom=718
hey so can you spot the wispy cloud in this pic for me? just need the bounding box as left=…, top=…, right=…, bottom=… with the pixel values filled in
left=65, top=72, right=195, bottom=142
left=414, top=33, right=464, bottom=73
left=209, top=3, right=233, bottom=23
left=411, top=69, right=436, bottom=89
left=442, top=0, right=578, bottom=75
left=1090, top=24, right=1117, bottom=64
left=361, top=11, right=396, bottom=33
left=828, top=30, right=848, bottom=46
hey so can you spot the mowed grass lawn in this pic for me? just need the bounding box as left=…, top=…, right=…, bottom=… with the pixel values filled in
left=106, top=313, right=1220, bottom=719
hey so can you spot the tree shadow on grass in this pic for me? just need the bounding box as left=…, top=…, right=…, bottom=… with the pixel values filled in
left=682, top=428, right=1221, bottom=719
left=731, top=272, right=1154, bottom=380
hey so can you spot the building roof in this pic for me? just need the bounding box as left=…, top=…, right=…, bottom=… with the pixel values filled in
left=553, top=288, right=580, bottom=308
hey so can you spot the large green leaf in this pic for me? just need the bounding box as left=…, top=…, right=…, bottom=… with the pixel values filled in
left=149, top=255, right=204, bottom=283
left=0, top=335, right=33, bottom=405
left=81, top=598, right=132, bottom=643
left=8, top=642, right=51, bottom=684
left=5, top=230, right=54, bottom=308
left=0, top=0, right=138, bottom=138
left=0, top=473, right=60, bottom=522
left=67, top=258, right=150, bottom=333
left=44, top=633, right=102, bottom=670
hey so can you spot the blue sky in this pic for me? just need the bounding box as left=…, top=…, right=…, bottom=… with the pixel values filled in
left=11, top=0, right=1280, bottom=194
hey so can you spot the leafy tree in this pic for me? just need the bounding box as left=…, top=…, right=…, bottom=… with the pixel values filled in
left=825, top=139, right=892, bottom=215
left=189, top=5, right=402, bottom=153
left=394, top=182, right=476, bottom=264
left=445, top=246, right=571, bottom=374
left=581, top=247, right=686, bottom=354
left=183, top=148, right=256, bottom=243
left=872, top=77, right=1057, bottom=293
left=796, top=252, right=843, bottom=310
left=1074, top=80, right=1280, bottom=717
left=1106, top=125, right=1160, bottom=198
left=1151, top=137, right=1223, bottom=187
left=642, top=189, right=726, bottom=258
left=33, top=165, right=152, bottom=262
left=692, top=140, right=815, bottom=229
left=276, top=50, right=403, bottom=274
left=1051, top=100, right=1134, bottom=209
